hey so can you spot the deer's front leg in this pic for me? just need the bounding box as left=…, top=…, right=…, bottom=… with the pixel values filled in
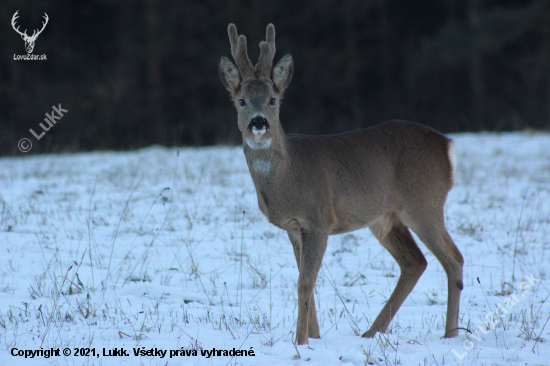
left=295, top=229, right=328, bottom=345
left=288, top=230, right=321, bottom=339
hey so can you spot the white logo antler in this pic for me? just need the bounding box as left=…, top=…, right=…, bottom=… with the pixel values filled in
left=12, top=11, right=49, bottom=54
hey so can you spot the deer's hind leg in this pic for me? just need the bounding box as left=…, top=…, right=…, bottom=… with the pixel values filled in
left=400, top=209, right=463, bottom=338
left=288, top=230, right=321, bottom=340
left=362, top=217, right=427, bottom=338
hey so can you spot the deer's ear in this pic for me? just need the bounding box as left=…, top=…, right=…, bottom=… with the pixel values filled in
left=272, top=54, right=293, bottom=94
left=219, top=57, right=241, bottom=93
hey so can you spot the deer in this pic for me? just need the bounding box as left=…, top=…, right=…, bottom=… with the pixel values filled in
left=11, top=11, right=49, bottom=54
left=218, top=24, right=464, bottom=346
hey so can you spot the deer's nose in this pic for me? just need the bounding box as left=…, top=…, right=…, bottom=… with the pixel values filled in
left=248, top=116, right=269, bottom=133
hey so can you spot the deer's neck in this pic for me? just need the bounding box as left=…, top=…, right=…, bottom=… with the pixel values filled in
left=243, top=130, right=289, bottom=183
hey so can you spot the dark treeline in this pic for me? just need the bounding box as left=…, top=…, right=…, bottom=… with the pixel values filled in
left=1, top=0, right=549, bottom=155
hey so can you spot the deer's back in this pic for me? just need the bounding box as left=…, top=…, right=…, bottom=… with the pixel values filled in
left=284, top=120, right=454, bottom=234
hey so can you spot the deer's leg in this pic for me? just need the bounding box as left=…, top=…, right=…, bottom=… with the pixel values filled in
left=363, top=220, right=427, bottom=338
left=294, top=230, right=327, bottom=345
left=402, top=211, right=463, bottom=338
left=288, top=231, right=320, bottom=339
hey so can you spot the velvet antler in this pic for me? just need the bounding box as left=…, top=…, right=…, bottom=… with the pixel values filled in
left=227, top=24, right=255, bottom=80
left=228, top=24, right=276, bottom=81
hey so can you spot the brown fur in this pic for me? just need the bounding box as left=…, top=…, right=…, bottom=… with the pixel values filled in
left=219, top=24, right=463, bottom=345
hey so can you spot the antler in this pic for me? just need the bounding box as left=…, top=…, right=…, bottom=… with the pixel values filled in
left=256, top=24, right=276, bottom=78
left=227, top=24, right=277, bottom=80
left=11, top=11, right=48, bottom=40
left=11, top=11, right=28, bottom=37
left=29, top=13, right=49, bottom=40
left=228, top=24, right=255, bottom=80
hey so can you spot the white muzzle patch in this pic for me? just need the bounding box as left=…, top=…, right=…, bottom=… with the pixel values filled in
left=252, top=127, right=267, bottom=135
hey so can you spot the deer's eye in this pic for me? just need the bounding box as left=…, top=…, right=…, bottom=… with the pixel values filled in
left=269, top=98, right=276, bottom=106
left=239, top=99, right=246, bottom=106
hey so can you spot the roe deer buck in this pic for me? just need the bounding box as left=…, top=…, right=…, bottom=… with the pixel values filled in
left=219, top=24, right=463, bottom=345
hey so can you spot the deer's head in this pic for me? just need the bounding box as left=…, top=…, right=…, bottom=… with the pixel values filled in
left=219, top=24, right=293, bottom=146
left=12, top=11, right=49, bottom=54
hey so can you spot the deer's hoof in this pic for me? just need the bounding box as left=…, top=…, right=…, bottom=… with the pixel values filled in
left=361, top=329, right=377, bottom=338
left=443, top=330, right=459, bottom=338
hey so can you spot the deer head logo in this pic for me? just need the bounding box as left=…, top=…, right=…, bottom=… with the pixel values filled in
left=11, top=11, right=49, bottom=54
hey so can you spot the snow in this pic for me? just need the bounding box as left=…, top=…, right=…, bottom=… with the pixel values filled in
left=0, top=132, right=549, bottom=365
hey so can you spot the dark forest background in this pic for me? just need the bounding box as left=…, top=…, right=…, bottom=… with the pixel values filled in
left=1, top=0, right=549, bottom=155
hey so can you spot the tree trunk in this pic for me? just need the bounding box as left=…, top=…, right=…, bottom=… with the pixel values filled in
left=144, top=0, right=165, bottom=142
left=467, top=0, right=485, bottom=129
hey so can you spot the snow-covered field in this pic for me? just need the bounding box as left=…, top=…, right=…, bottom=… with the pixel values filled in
left=0, top=132, right=549, bottom=366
